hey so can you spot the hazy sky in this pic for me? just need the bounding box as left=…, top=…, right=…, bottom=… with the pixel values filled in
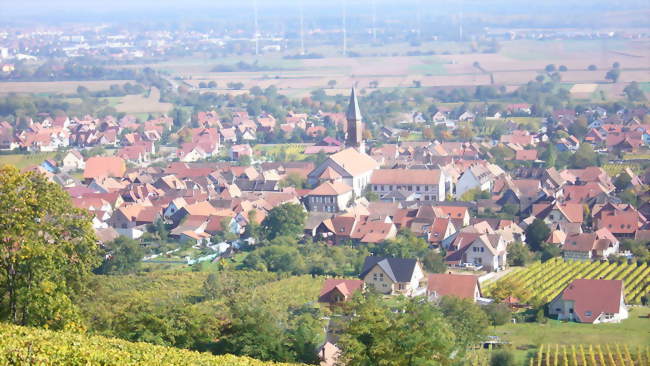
left=2, top=0, right=648, bottom=24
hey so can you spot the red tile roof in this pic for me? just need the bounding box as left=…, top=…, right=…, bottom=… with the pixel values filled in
left=83, top=156, right=126, bottom=179
left=557, top=279, right=624, bottom=323
left=428, top=273, right=480, bottom=300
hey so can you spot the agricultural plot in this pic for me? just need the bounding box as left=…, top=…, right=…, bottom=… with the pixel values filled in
left=0, top=80, right=134, bottom=95
left=114, top=87, right=172, bottom=114
left=484, top=258, right=649, bottom=304
left=0, top=152, right=56, bottom=169
left=530, top=344, right=649, bottom=366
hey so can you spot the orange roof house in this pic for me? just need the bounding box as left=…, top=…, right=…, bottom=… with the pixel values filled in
left=318, top=278, right=364, bottom=304
left=83, top=156, right=126, bottom=180
left=427, top=273, right=482, bottom=302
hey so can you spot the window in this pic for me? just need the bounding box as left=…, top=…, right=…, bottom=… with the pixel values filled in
left=569, top=309, right=574, bottom=313
left=585, top=311, right=592, bottom=317
left=416, top=186, right=420, bottom=192
left=555, top=308, right=561, bottom=312
left=480, top=247, right=484, bottom=253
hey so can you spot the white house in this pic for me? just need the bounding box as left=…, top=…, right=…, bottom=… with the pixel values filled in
left=308, top=147, right=378, bottom=196
left=370, top=169, right=446, bottom=202
left=455, top=163, right=504, bottom=199
left=548, top=279, right=628, bottom=324
left=359, top=256, right=426, bottom=297
left=62, top=150, right=85, bottom=170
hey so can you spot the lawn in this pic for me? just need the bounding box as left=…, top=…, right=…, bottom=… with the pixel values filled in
left=0, top=152, right=56, bottom=170
left=254, top=143, right=309, bottom=161
left=492, top=307, right=650, bottom=362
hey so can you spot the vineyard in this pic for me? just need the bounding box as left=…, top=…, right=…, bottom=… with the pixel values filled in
left=484, top=258, right=650, bottom=304
left=0, top=322, right=303, bottom=366
left=529, top=344, right=649, bottom=366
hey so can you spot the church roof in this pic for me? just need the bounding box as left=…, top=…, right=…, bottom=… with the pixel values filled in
left=346, top=87, right=363, bottom=122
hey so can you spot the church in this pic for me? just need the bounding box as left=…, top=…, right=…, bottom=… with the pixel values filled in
left=307, top=88, right=378, bottom=202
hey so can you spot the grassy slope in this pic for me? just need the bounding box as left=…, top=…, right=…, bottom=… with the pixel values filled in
left=0, top=322, right=303, bottom=366
left=0, top=152, right=56, bottom=170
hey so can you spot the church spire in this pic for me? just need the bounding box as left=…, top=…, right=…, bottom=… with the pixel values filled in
left=345, top=87, right=363, bottom=149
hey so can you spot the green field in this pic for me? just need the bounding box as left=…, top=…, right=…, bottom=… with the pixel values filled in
left=0, top=152, right=56, bottom=170
left=492, top=307, right=650, bottom=363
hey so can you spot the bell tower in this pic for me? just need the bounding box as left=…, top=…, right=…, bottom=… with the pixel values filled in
left=345, top=87, right=364, bottom=151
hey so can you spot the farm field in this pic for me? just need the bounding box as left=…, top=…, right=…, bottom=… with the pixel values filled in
left=0, top=80, right=135, bottom=95
left=114, top=87, right=172, bottom=114
left=529, top=343, right=649, bottom=366
left=124, top=39, right=650, bottom=99
left=483, top=258, right=650, bottom=304
left=0, top=152, right=56, bottom=169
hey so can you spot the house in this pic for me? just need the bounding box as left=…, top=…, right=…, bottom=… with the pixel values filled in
left=445, top=233, right=508, bottom=272
left=548, top=279, right=628, bottom=324
left=62, top=150, right=85, bottom=170
left=514, top=149, right=538, bottom=162
left=306, top=181, right=353, bottom=213
left=308, top=148, right=378, bottom=196
left=230, top=144, right=253, bottom=160
left=593, top=203, right=646, bottom=239
left=83, top=156, right=126, bottom=181
left=427, top=273, right=482, bottom=303
left=532, top=202, right=584, bottom=233
left=370, top=169, right=446, bottom=202
left=562, top=229, right=619, bottom=261
left=359, top=256, right=426, bottom=296
left=455, top=163, right=504, bottom=199
left=318, top=278, right=364, bottom=305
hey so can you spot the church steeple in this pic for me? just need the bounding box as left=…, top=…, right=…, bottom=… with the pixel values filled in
left=345, top=87, right=363, bottom=150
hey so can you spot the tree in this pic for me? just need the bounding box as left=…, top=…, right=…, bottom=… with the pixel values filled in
left=545, top=64, right=556, bottom=73
left=207, top=80, right=217, bottom=88
left=605, top=68, right=620, bottom=83
left=482, top=303, right=511, bottom=326
left=587, top=65, right=597, bottom=71
left=327, top=80, right=337, bottom=89
left=507, top=241, right=532, bottom=266
left=525, top=218, right=550, bottom=252
left=612, top=61, right=620, bottom=69
left=558, top=65, right=568, bottom=72
left=262, top=203, right=306, bottom=240
left=422, top=250, right=447, bottom=273
left=614, top=172, right=632, bottom=192
left=490, top=278, right=528, bottom=305
left=569, top=143, right=598, bottom=169
left=412, top=80, right=421, bottom=88
left=373, top=229, right=428, bottom=259
left=369, top=80, right=379, bottom=88
left=243, top=210, right=261, bottom=241
left=337, top=294, right=455, bottom=366
left=491, top=350, right=516, bottom=366
left=439, top=296, right=489, bottom=352
left=0, top=166, right=101, bottom=329
left=279, top=172, right=306, bottom=189
left=96, top=236, right=144, bottom=275
left=540, top=242, right=561, bottom=262
left=172, top=107, right=190, bottom=128
left=623, top=81, right=646, bottom=102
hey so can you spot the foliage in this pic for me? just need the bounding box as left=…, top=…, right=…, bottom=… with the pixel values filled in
left=605, top=68, right=621, bottom=83
left=337, top=294, right=456, bottom=366
left=568, top=143, right=598, bottom=169
left=490, top=349, right=516, bottom=366
left=422, top=250, right=448, bottom=273
left=507, top=241, right=533, bottom=266
left=524, top=218, right=550, bottom=252
left=482, top=303, right=512, bottom=326
left=262, top=203, right=307, bottom=240
left=623, top=81, right=646, bottom=101
left=242, top=237, right=367, bottom=276
left=372, top=229, right=428, bottom=259
left=95, top=236, right=144, bottom=275
left=0, top=166, right=101, bottom=330
left=439, top=296, right=489, bottom=352
left=0, top=322, right=302, bottom=366
left=279, top=172, right=306, bottom=189
left=614, top=172, right=632, bottom=192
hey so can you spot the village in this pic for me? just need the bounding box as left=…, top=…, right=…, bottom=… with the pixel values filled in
left=1, top=84, right=649, bottom=363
